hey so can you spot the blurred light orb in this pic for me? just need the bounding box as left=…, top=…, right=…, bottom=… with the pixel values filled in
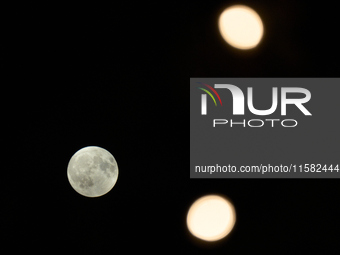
left=187, top=195, right=236, bottom=242
left=218, top=5, right=264, bottom=49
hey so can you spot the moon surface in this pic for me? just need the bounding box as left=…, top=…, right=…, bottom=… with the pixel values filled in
left=218, top=5, right=264, bottom=49
left=67, top=146, right=118, bottom=197
left=187, top=195, right=236, bottom=241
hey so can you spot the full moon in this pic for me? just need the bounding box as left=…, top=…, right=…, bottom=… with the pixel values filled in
left=187, top=195, right=236, bottom=241
left=67, top=146, right=118, bottom=197
left=218, top=5, right=264, bottom=49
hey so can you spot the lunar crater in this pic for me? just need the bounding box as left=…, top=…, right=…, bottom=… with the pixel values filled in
left=79, top=176, right=94, bottom=189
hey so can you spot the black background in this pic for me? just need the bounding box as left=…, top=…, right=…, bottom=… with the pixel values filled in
left=4, top=1, right=340, bottom=253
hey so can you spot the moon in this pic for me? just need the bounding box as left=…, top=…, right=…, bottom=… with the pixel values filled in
left=187, top=195, right=236, bottom=241
left=67, top=146, right=118, bottom=197
left=218, top=5, right=264, bottom=49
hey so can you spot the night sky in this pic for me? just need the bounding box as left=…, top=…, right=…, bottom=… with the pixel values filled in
left=4, top=1, right=340, bottom=253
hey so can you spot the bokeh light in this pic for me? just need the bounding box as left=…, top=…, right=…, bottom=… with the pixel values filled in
left=218, top=5, right=264, bottom=49
left=187, top=195, right=236, bottom=241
